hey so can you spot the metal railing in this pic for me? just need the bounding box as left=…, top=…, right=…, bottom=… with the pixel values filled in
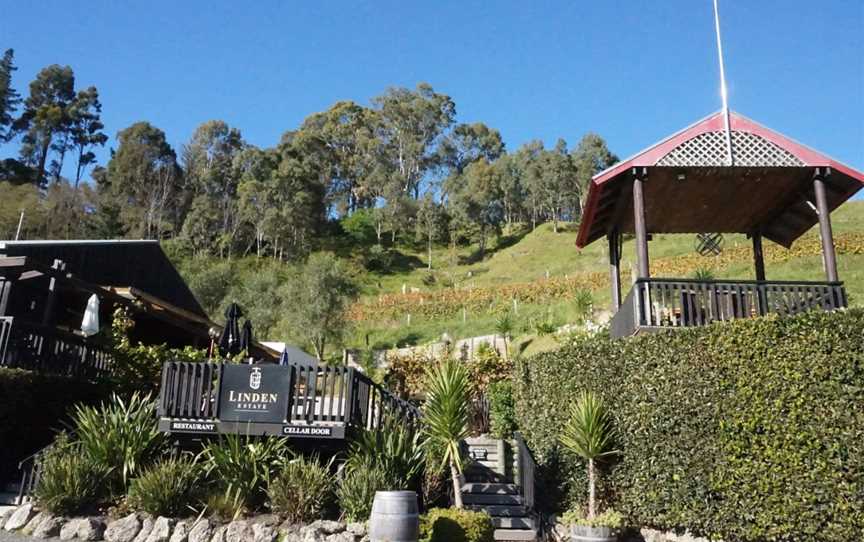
left=158, top=361, right=420, bottom=431
left=610, top=278, right=847, bottom=338
left=16, top=446, right=47, bottom=505
left=0, top=317, right=114, bottom=378
left=514, top=431, right=536, bottom=511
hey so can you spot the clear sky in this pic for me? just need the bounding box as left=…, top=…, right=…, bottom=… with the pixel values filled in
left=1, top=0, right=862, bottom=181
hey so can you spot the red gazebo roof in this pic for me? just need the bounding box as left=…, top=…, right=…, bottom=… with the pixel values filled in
left=576, top=111, right=864, bottom=248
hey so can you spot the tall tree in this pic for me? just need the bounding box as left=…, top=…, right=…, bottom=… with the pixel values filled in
left=447, top=159, right=504, bottom=257
left=415, top=193, right=448, bottom=269
left=15, top=65, right=76, bottom=186
left=101, top=122, right=182, bottom=238
left=570, top=134, right=618, bottom=218
left=525, top=139, right=577, bottom=232
left=0, top=49, right=21, bottom=143
left=440, top=122, right=505, bottom=177
left=69, top=87, right=107, bottom=187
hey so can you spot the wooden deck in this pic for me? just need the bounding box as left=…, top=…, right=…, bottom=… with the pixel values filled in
left=157, top=361, right=419, bottom=440
left=610, top=278, right=847, bottom=338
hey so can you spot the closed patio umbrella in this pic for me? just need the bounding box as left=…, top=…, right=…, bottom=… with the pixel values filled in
left=218, top=302, right=243, bottom=357
left=240, top=320, right=253, bottom=359
left=81, top=294, right=100, bottom=337
left=278, top=347, right=290, bottom=366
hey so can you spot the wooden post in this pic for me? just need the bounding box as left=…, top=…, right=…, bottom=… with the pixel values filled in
left=813, top=170, right=839, bottom=282
left=41, top=259, right=65, bottom=326
left=751, top=230, right=766, bottom=281
left=607, top=229, right=622, bottom=310
left=632, top=170, right=650, bottom=278
left=0, top=277, right=11, bottom=316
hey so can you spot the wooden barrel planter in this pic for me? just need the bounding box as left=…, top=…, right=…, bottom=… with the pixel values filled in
left=368, top=491, right=419, bottom=542
left=571, top=525, right=618, bottom=542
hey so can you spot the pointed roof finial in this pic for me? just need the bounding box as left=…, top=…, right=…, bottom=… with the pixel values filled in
left=713, top=0, right=734, bottom=165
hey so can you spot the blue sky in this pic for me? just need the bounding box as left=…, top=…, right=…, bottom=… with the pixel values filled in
left=1, top=0, right=862, bottom=181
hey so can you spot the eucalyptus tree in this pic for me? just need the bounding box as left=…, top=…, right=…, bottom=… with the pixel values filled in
left=102, top=122, right=182, bottom=239
left=525, top=139, right=578, bottom=232
left=439, top=122, right=505, bottom=178
left=15, top=65, right=76, bottom=186
left=570, top=133, right=618, bottom=218
left=69, top=87, right=108, bottom=187
left=0, top=49, right=21, bottom=144
left=447, top=159, right=504, bottom=257
left=415, top=193, right=448, bottom=269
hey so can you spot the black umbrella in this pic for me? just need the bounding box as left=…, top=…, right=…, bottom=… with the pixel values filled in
left=218, top=302, right=243, bottom=357
left=240, top=319, right=254, bottom=358
left=278, top=347, right=290, bottom=366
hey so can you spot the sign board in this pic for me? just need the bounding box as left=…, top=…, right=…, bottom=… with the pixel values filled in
left=218, top=364, right=291, bottom=423
left=169, top=421, right=217, bottom=434
left=282, top=425, right=333, bottom=437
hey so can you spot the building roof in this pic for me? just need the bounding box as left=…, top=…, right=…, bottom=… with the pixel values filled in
left=0, top=240, right=205, bottom=316
left=576, top=111, right=864, bottom=248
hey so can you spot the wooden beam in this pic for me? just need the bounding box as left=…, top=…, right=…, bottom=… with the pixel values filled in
left=608, top=229, right=622, bottom=310
left=751, top=230, right=766, bottom=281
left=814, top=170, right=839, bottom=282
left=632, top=169, right=650, bottom=278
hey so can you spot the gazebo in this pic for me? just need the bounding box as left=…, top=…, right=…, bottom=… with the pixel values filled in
left=576, top=111, right=864, bottom=338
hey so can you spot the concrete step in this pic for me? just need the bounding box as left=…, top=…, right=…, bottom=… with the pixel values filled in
left=462, top=483, right=519, bottom=495
left=492, top=516, right=535, bottom=530
left=493, top=528, right=537, bottom=541
left=462, top=493, right=523, bottom=506
left=466, top=504, right=528, bottom=517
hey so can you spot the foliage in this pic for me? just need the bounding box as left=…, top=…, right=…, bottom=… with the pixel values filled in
left=33, top=434, right=112, bottom=515
left=198, top=434, right=290, bottom=517
left=0, top=367, right=108, bottom=484
left=692, top=267, right=715, bottom=281
left=422, top=357, right=472, bottom=507
left=467, top=344, right=512, bottom=394
left=336, top=459, right=391, bottom=522
left=560, top=391, right=617, bottom=519
left=127, top=455, right=203, bottom=517
left=385, top=348, right=438, bottom=398
left=514, top=309, right=864, bottom=541
left=419, top=508, right=495, bottom=542
left=561, top=508, right=624, bottom=529
left=70, top=392, right=165, bottom=494
left=345, top=421, right=426, bottom=491
left=488, top=381, right=516, bottom=439
left=268, top=455, right=334, bottom=523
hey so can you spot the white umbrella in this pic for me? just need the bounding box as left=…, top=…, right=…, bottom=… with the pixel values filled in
left=81, top=294, right=100, bottom=337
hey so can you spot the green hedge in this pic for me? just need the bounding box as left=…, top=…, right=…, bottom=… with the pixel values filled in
left=0, top=368, right=109, bottom=483
left=420, top=508, right=495, bottom=542
left=514, top=309, right=864, bottom=541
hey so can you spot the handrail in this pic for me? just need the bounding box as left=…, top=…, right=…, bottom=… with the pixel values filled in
left=514, top=431, right=536, bottom=511
left=634, top=277, right=845, bottom=287
left=16, top=445, right=49, bottom=505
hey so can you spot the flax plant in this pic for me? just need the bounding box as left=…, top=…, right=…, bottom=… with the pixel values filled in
left=422, top=357, right=471, bottom=508
left=560, top=391, right=618, bottom=520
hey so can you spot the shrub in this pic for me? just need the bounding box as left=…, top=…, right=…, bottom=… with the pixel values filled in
left=487, top=381, right=516, bottom=439
left=127, top=456, right=202, bottom=517
left=199, top=434, right=289, bottom=516
left=514, top=309, right=864, bottom=541
left=419, top=508, right=494, bottom=542
left=70, top=392, right=166, bottom=494
left=268, top=455, right=334, bottom=523
left=0, top=368, right=108, bottom=484
left=337, top=459, right=391, bottom=522
left=34, top=435, right=111, bottom=515
left=345, top=421, right=425, bottom=491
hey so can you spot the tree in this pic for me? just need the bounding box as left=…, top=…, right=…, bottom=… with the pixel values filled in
left=69, top=87, right=107, bottom=187
left=415, top=193, right=447, bottom=269
left=447, top=159, right=504, bottom=257
left=440, top=122, right=505, bottom=177
left=560, top=391, right=618, bottom=520
left=525, top=139, right=577, bottom=232
left=570, top=134, right=618, bottom=219
left=280, top=252, right=357, bottom=360
left=101, top=122, right=182, bottom=238
left=15, top=65, right=76, bottom=186
left=422, top=357, right=471, bottom=508
left=0, top=49, right=21, bottom=143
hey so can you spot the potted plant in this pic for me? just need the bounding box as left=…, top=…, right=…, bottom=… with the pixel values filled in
left=560, top=390, right=621, bottom=542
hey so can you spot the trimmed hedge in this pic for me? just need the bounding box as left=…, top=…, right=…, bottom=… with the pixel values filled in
left=514, top=309, right=864, bottom=541
left=420, top=508, right=495, bottom=542
left=0, top=368, right=109, bottom=483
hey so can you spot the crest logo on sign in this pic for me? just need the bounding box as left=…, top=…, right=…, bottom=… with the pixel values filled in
left=249, top=367, right=262, bottom=390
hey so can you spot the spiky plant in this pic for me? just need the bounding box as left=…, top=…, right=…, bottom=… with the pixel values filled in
left=560, top=391, right=618, bottom=520
left=422, top=357, right=471, bottom=508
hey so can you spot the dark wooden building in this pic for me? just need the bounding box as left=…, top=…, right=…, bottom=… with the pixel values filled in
left=576, top=111, right=864, bottom=337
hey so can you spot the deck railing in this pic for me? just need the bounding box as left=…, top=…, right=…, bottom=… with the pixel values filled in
left=0, top=317, right=114, bottom=378
left=158, top=361, right=420, bottom=433
left=514, top=432, right=536, bottom=511
left=611, top=278, right=847, bottom=338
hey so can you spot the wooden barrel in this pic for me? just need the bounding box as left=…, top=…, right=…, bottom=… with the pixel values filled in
left=368, top=490, right=419, bottom=542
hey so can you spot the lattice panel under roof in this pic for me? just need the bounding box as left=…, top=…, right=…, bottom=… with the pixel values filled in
left=655, top=131, right=805, bottom=167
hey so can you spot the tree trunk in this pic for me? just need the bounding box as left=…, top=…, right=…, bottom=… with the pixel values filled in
left=427, top=235, right=433, bottom=270
left=450, top=460, right=463, bottom=509
left=587, top=458, right=596, bottom=520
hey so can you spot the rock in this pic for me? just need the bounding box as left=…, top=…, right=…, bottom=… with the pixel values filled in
left=23, top=510, right=50, bottom=535
left=4, top=504, right=36, bottom=531
left=169, top=520, right=189, bottom=542
left=210, top=524, right=227, bottom=542
left=78, top=518, right=107, bottom=541
left=226, top=521, right=252, bottom=542
left=308, top=520, right=343, bottom=535
left=346, top=523, right=365, bottom=537
left=0, top=508, right=15, bottom=530
left=34, top=515, right=66, bottom=539
left=251, top=523, right=276, bottom=542
left=133, top=516, right=155, bottom=542
left=145, top=517, right=174, bottom=542
left=188, top=519, right=213, bottom=542
left=277, top=522, right=302, bottom=542
left=105, top=513, right=142, bottom=542
left=325, top=533, right=355, bottom=542
left=61, top=519, right=83, bottom=541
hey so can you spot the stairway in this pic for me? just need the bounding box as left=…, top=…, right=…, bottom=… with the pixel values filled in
left=462, top=437, right=538, bottom=541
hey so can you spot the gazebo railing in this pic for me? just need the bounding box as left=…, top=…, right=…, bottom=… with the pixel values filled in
left=611, top=278, right=847, bottom=337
